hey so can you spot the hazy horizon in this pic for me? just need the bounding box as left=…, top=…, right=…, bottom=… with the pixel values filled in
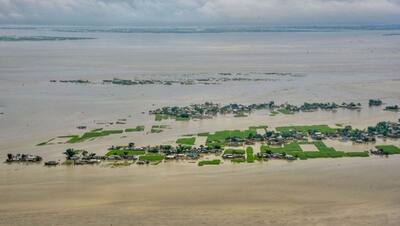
left=1, top=0, right=400, bottom=26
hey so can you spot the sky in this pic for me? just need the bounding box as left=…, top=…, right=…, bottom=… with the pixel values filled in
left=0, top=0, right=399, bottom=26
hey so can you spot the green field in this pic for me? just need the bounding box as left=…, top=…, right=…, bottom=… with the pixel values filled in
left=176, top=137, right=196, bottom=146
left=106, top=149, right=146, bottom=156
left=375, top=145, right=400, bottom=155
left=276, top=125, right=338, bottom=134
left=261, top=141, right=368, bottom=159
left=198, top=159, right=221, bottom=166
left=206, top=129, right=257, bottom=147
left=66, top=130, right=124, bottom=143
left=125, top=126, right=145, bottom=132
left=246, top=146, right=255, bottom=163
left=139, top=154, right=165, bottom=161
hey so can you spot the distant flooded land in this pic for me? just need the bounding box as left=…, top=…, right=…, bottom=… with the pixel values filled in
left=1, top=26, right=400, bottom=226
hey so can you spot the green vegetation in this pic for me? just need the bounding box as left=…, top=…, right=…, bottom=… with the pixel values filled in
left=155, top=113, right=190, bottom=121
left=223, top=149, right=245, bottom=155
left=66, top=130, right=123, bottom=143
left=175, top=116, right=190, bottom=121
left=139, top=154, right=165, bottom=162
left=376, top=145, right=400, bottom=155
left=176, top=137, right=196, bottom=146
left=277, top=108, right=294, bottom=115
left=36, top=138, right=55, bottom=146
left=125, top=126, right=145, bottom=132
left=155, top=114, right=169, bottom=121
left=344, top=152, right=369, bottom=157
left=106, top=149, right=146, bottom=156
left=206, top=129, right=257, bottom=147
left=198, top=159, right=221, bottom=166
left=261, top=141, right=369, bottom=159
left=246, top=146, right=255, bottom=163
left=276, top=125, right=338, bottom=134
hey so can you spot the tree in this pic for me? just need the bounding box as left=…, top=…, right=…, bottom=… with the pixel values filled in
left=82, top=150, right=88, bottom=157
left=64, top=148, right=76, bottom=160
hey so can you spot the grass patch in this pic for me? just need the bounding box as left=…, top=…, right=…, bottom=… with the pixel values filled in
left=125, top=126, right=145, bottom=132
left=198, top=159, right=221, bottom=166
left=375, top=145, right=400, bottom=155
left=261, top=141, right=302, bottom=153
left=139, top=154, right=165, bottom=161
left=67, top=130, right=124, bottom=143
left=261, top=141, right=367, bottom=159
left=246, top=146, right=255, bottom=163
left=176, top=137, right=196, bottom=146
left=36, top=138, right=55, bottom=146
left=106, top=149, right=146, bottom=156
left=344, top=151, right=369, bottom=157
left=206, top=129, right=257, bottom=147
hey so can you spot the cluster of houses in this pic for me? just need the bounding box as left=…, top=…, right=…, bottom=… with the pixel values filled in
left=149, top=101, right=276, bottom=120
left=256, top=152, right=297, bottom=161
left=5, top=153, right=42, bottom=163
left=208, top=121, right=399, bottom=148
left=281, top=102, right=362, bottom=113
left=149, top=101, right=368, bottom=121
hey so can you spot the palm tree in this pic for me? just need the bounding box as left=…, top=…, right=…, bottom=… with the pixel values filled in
left=64, top=148, right=76, bottom=160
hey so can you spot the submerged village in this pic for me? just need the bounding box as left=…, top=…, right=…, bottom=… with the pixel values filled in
left=4, top=99, right=400, bottom=167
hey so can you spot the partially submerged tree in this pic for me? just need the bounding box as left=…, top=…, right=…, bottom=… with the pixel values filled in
left=64, top=148, right=76, bottom=160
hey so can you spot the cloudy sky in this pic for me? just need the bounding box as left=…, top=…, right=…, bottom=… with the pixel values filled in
left=0, top=0, right=399, bottom=26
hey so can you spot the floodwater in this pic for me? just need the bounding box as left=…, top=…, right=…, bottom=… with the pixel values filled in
left=0, top=27, right=400, bottom=225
